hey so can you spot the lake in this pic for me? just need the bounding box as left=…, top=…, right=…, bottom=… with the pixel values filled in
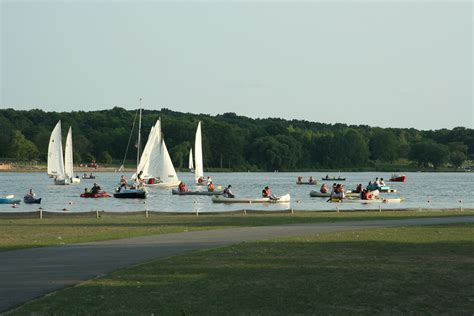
left=0, top=172, right=472, bottom=213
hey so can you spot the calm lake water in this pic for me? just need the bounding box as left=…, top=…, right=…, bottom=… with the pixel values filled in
left=0, top=172, right=472, bottom=213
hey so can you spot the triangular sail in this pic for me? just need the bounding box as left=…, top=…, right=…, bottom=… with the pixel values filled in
left=64, top=127, right=74, bottom=179
left=189, top=148, right=194, bottom=170
left=194, top=121, right=203, bottom=182
left=47, top=121, right=66, bottom=179
left=157, top=139, right=179, bottom=184
left=146, top=119, right=162, bottom=179
left=133, top=125, right=156, bottom=179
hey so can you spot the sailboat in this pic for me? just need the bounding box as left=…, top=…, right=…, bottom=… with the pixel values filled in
left=189, top=148, right=194, bottom=173
left=114, top=102, right=147, bottom=198
left=65, top=127, right=80, bottom=184
left=48, top=121, right=69, bottom=185
left=194, top=121, right=205, bottom=185
left=134, top=118, right=180, bottom=188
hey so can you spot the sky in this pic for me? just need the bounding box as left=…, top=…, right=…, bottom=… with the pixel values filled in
left=1, top=0, right=472, bottom=130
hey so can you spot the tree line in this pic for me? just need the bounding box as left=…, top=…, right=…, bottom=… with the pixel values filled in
left=0, top=107, right=472, bottom=171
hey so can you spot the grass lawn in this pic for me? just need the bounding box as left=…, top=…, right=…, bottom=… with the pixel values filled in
left=8, top=223, right=474, bottom=315
left=0, top=210, right=472, bottom=251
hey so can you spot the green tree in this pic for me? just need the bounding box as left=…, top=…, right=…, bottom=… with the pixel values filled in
left=449, top=151, right=466, bottom=168
left=98, top=151, right=113, bottom=164
left=409, top=141, right=449, bottom=168
left=10, top=130, right=39, bottom=159
left=369, top=129, right=399, bottom=162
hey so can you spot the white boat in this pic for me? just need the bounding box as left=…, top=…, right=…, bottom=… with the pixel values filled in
left=189, top=148, right=194, bottom=173
left=65, top=127, right=80, bottom=184
left=134, top=118, right=180, bottom=188
left=212, top=194, right=291, bottom=204
left=48, top=121, right=69, bottom=185
left=194, top=121, right=205, bottom=185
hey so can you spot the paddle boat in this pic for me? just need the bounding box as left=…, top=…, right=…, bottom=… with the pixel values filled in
left=171, top=189, right=223, bottom=196
left=389, top=174, right=406, bottom=182
left=212, top=194, right=291, bottom=204
left=0, top=195, right=21, bottom=204
left=366, top=184, right=396, bottom=193
left=82, top=173, right=96, bottom=179
left=80, top=191, right=110, bottom=198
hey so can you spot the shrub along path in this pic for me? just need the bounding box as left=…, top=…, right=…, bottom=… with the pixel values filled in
left=1, top=216, right=473, bottom=313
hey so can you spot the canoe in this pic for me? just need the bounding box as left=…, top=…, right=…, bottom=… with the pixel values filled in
left=113, top=189, right=146, bottom=199
left=0, top=197, right=21, bottom=204
left=23, top=196, right=42, bottom=204
left=80, top=192, right=111, bottom=198
left=171, top=189, right=223, bottom=196
left=296, top=181, right=317, bottom=185
left=212, top=194, right=291, bottom=204
left=82, top=175, right=96, bottom=179
left=321, top=177, right=346, bottom=181
left=309, top=191, right=331, bottom=197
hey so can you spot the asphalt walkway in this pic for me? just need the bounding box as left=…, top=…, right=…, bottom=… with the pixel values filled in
left=1, top=216, right=473, bottom=313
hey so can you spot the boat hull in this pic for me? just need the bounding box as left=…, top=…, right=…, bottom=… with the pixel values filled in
left=113, top=189, right=146, bottom=199
left=389, top=176, right=406, bottom=182
left=309, top=191, right=331, bottom=197
left=296, top=182, right=317, bottom=185
left=212, top=194, right=291, bottom=204
left=23, top=196, right=42, bottom=204
left=321, top=178, right=346, bottom=181
left=0, top=198, right=21, bottom=204
left=80, top=192, right=111, bottom=198
left=54, top=178, right=70, bottom=185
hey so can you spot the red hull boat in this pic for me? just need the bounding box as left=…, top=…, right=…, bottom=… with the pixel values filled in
left=80, top=192, right=110, bottom=198
left=389, top=174, right=406, bottom=182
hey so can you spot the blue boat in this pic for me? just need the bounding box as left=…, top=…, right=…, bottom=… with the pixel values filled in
left=0, top=196, right=21, bottom=204
left=113, top=188, right=146, bottom=199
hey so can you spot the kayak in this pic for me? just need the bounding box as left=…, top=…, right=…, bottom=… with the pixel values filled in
left=113, top=188, right=146, bottom=199
left=23, top=196, right=42, bottom=204
left=80, top=192, right=111, bottom=198
left=171, top=189, right=223, bottom=196
left=212, top=194, right=291, bottom=204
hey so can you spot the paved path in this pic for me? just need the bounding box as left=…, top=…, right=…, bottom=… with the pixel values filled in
left=1, top=216, right=473, bottom=313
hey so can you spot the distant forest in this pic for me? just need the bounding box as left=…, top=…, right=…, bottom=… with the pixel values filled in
left=0, top=107, right=472, bottom=171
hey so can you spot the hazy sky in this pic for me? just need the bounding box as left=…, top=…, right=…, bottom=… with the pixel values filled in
left=1, top=0, right=472, bottom=130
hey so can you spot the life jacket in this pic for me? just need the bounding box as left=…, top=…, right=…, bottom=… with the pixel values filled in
left=320, top=187, right=327, bottom=193
left=148, top=178, right=155, bottom=184
left=208, top=183, right=215, bottom=191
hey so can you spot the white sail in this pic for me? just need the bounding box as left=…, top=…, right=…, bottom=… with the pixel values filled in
left=133, top=125, right=156, bottom=179
left=146, top=120, right=162, bottom=178
left=47, top=121, right=66, bottom=180
left=194, top=121, right=204, bottom=182
left=64, top=127, right=74, bottom=179
left=189, top=148, right=194, bottom=170
left=156, top=139, right=179, bottom=185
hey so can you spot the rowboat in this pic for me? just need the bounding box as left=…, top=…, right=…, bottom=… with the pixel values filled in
left=212, top=194, right=291, bottom=204
left=309, top=191, right=331, bottom=197
left=171, top=189, right=223, bottom=196
left=389, top=174, right=406, bottom=182
left=23, top=195, right=42, bottom=204
left=80, top=192, right=111, bottom=198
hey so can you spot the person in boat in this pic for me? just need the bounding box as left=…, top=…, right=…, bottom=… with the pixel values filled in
left=379, top=178, right=385, bottom=186
left=26, top=189, right=35, bottom=198
left=83, top=173, right=87, bottom=178
left=354, top=184, right=363, bottom=193
left=331, top=184, right=345, bottom=199
left=91, top=183, right=101, bottom=194
left=320, top=183, right=328, bottom=193
left=361, top=189, right=375, bottom=200
left=262, top=186, right=278, bottom=200
left=119, top=175, right=128, bottom=187
left=137, top=171, right=144, bottom=183
left=374, top=177, right=380, bottom=185
left=178, top=182, right=188, bottom=193
left=197, top=176, right=204, bottom=184
left=325, top=174, right=330, bottom=179
left=89, top=172, right=94, bottom=178
left=206, top=176, right=213, bottom=185
left=309, top=176, right=315, bottom=183
left=207, top=181, right=215, bottom=192
left=297, top=176, right=302, bottom=183
left=223, top=185, right=234, bottom=198
left=84, top=188, right=90, bottom=194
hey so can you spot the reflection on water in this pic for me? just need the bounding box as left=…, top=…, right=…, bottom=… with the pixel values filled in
left=0, top=172, right=472, bottom=213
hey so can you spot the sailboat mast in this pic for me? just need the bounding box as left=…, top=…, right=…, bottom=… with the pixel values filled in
left=137, top=98, right=143, bottom=170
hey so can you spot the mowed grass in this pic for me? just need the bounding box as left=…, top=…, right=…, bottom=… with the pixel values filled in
left=0, top=210, right=472, bottom=251
left=9, top=223, right=474, bottom=315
